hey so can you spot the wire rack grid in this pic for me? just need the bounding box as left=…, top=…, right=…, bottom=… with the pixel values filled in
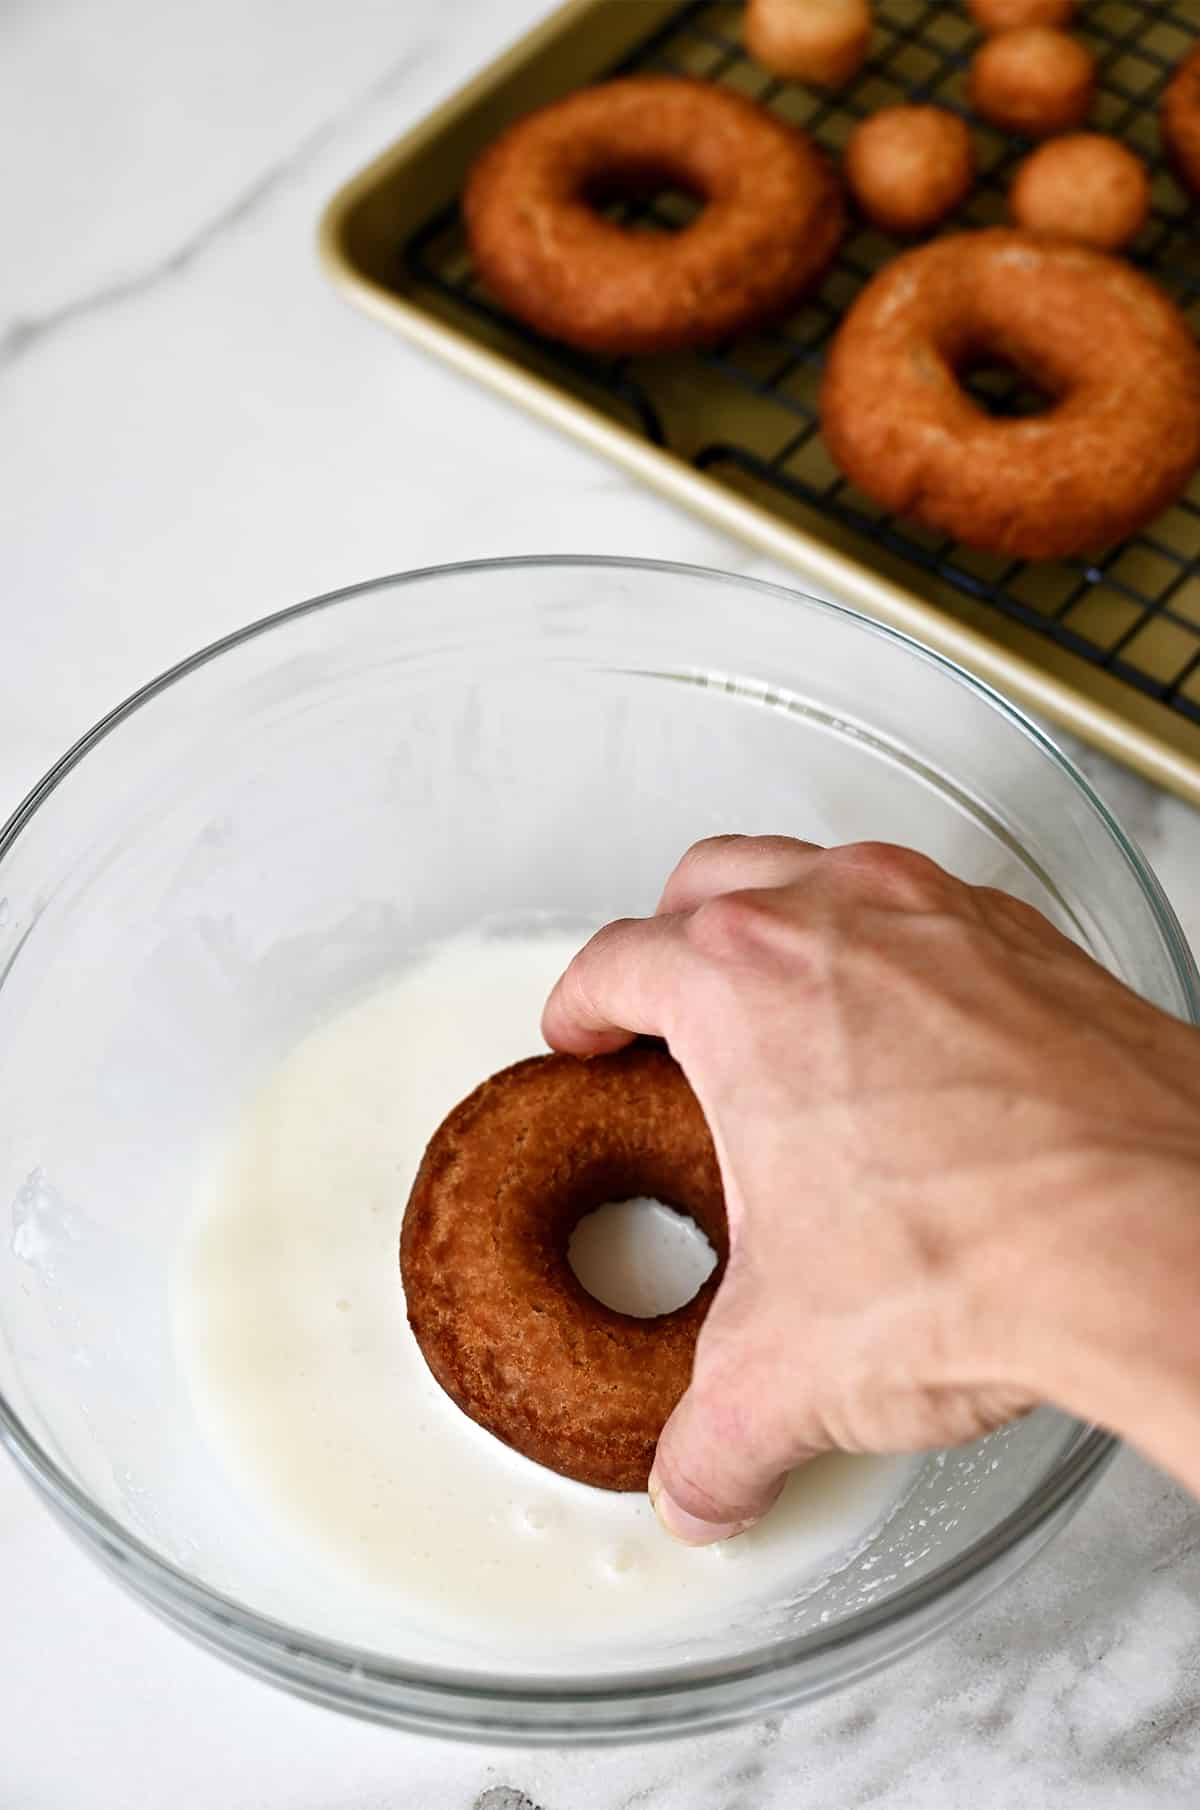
left=405, top=0, right=1200, bottom=728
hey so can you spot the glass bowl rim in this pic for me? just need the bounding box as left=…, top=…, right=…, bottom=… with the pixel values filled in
left=0, top=553, right=1191, bottom=1713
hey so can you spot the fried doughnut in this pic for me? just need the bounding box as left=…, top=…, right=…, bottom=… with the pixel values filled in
left=820, top=229, right=1200, bottom=560
left=845, top=106, right=974, bottom=233
left=968, top=0, right=1074, bottom=31
left=464, top=77, right=844, bottom=357
left=1162, top=44, right=1200, bottom=198
left=745, top=0, right=871, bottom=86
left=401, top=1046, right=727, bottom=1492
left=968, top=27, right=1095, bottom=135
left=1009, top=134, right=1149, bottom=250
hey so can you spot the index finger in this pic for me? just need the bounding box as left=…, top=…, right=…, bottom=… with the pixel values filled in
left=541, top=913, right=695, bottom=1056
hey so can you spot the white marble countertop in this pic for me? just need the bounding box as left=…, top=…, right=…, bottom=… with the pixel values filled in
left=4, top=1, right=1200, bottom=1803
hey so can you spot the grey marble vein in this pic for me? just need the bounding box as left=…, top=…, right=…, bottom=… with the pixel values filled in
left=475, top=1791, right=548, bottom=1810
left=0, top=34, right=433, bottom=374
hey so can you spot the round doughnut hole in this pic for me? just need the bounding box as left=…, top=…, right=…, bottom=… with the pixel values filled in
left=568, top=1197, right=718, bottom=1316
left=959, top=354, right=1054, bottom=419
left=582, top=162, right=706, bottom=234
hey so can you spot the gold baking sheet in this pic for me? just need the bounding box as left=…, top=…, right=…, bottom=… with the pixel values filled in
left=320, top=0, right=1200, bottom=806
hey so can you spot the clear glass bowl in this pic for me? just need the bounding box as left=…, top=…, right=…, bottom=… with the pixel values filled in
left=0, top=557, right=1195, bottom=1744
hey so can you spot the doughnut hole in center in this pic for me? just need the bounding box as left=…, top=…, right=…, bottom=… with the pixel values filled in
left=568, top=1197, right=718, bottom=1317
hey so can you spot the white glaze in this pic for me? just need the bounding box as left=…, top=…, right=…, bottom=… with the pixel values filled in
left=177, top=932, right=913, bottom=1664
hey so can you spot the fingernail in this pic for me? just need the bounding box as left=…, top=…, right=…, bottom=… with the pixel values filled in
left=648, top=1469, right=754, bottom=1547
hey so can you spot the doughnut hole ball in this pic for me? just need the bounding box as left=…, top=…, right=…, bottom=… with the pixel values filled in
left=846, top=106, right=975, bottom=233
left=969, top=26, right=1095, bottom=136
left=1162, top=44, right=1200, bottom=198
left=968, top=0, right=1074, bottom=30
left=1010, top=134, right=1150, bottom=251
left=744, top=0, right=872, bottom=86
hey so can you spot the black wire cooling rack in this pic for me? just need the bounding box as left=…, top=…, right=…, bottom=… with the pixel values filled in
left=405, top=0, right=1200, bottom=727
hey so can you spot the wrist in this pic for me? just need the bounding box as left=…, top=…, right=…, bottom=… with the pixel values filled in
left=1011, top=1154, right=1200, bottom=1492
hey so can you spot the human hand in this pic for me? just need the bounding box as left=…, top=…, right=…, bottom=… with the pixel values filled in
left=542, top=837, right=1200, bottom=1542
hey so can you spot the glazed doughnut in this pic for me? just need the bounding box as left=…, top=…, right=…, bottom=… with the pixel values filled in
left=401, top=1046, right=727, bottom=1492
left=1162, top=44, right=1200, bottom=198
left=464, top=77, right=844, bottom=356
left=820, top=229, right=1200, bottom=560
left=968, top=27, right=1095, bottom=136
left=1009, top=134, right=1149, bottom=250
left=745, top=0, right=872, bottom=86
left=968, top=0, right=1073, bottom=31
left=845, top=106, right=974, bottom=233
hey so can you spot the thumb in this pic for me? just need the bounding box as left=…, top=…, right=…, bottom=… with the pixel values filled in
left=648, top=1314, right=818, bottom=1545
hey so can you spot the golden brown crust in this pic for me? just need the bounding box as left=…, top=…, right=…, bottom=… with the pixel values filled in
left=1162, top=44, right=1200, bottom=198
left=744, top=0, right=872, bottom=86
left=1009, top=134, right=1149, bottom=251
left=820, top=229, right=1200, bottom=560
left=464, top=77, right=844, bottom=356
left=968, top=26, right=1095, bottom=136
left=968, top=0, right=1073, bottom=31
left=400, top=1046, right=727, bottom=1492
left=845, top=106, right=975, bottom=234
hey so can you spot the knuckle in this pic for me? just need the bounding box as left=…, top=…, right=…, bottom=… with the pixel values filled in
left=682, top=835, right=746, bottom=865
left=667, top=835, right=744, bottom=892
left=732, top=833, right=812, bottom=862
left=556, top=957, right=603, bottom=1032
left=684, top=889, right=781, bottom=964
left=828, top=841, right=951, bottom=907
left=975, top=886, right=1054, bottom=938
left=563, top=920, right=635, bottom=1014
left=563, top=957, right=600, bottom=1020
left=660, top=838, right=743, bottom=913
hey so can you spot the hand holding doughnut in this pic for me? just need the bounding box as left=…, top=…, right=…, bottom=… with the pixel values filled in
left=542, top=836, right=1200, bottom=1542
